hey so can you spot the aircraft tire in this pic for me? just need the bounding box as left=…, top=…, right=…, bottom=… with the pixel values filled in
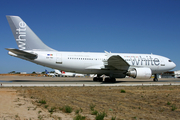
left=104, top=77, right=110, bottom=82
left=98, top=78, right=103, bottom=82
left=153, top=74, right=158, bottom=82
left=93, top=77, right=98, bottom=81
left=153, top=78, right=158, bottom=82
left=111, top=78, right=116, bottom=83
left=104, top=77, right=116, bottom=83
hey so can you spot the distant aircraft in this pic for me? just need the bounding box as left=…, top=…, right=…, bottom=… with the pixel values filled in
left=6, top=16, right=176, bottom=82
left=45, top=69, right=55, bottom=77
left=60, top=71, right=76, bottom=77
left=54, top=69, right=61, bottom=75
left=55, top=69, right=85, bottom=77
left=46, top=69, right=84, bottom=77
left=75, top=73, right=85, bottom=77
left=45, top=69, right=59, bottom=77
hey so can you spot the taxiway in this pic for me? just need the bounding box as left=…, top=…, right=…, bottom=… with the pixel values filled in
left=0, top=76, right=180, bottom=87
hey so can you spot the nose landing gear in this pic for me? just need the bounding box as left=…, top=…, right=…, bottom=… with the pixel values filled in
left=153, top=74, right=158, bottom=82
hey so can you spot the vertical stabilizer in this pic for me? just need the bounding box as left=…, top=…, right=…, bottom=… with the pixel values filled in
left=6, top=16, right=55, bottom=51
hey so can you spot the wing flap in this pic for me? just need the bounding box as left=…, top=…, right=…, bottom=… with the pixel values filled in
left=6, top=48, right=37, bottom=60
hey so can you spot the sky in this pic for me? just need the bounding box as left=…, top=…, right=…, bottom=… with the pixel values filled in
left=0, top=0, right=179, bottom=73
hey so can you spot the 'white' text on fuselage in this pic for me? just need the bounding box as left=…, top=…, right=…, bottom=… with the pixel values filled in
left=124, top=56, right=160, bottom=66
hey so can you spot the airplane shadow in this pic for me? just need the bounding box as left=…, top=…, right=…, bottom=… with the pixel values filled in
left=101, top=80, right=180, bottom=84
left=1, top=79, right=180, bottom=84
left=6, top=80, right=94, bottom=83
left=100, top=81, right=153, bottom=84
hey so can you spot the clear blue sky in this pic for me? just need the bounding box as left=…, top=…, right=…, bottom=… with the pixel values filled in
left=0, top=0, right=179, bottom=73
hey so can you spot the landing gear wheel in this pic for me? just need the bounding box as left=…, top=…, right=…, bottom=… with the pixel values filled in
left=111, top=78, right=116, bottom=83
left=153, top=78, right=158, bottom=82
left=153, top=74, right=158, bottom=82
left=93, top=77, right=103, bottom=82
left=98, top=77, right=103, bottom=82
left=93, top=77, right=98, bottom=81
left=104, top=77, right=116, bottom=83
left=105, top=77, right=110, bottom=82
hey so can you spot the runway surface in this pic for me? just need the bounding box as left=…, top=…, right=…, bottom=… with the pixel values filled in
left=0, top=76, right=180, bottom=87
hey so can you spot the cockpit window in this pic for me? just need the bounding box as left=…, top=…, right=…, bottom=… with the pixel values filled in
left=168, top=60, right=172, bottom=62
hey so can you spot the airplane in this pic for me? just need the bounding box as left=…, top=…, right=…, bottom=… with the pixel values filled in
left=45, top=69, right=56, bottom=77
left=60, top=70, right=76, bottom=77
left=54, top=69, right=61, bottom=75
left=75, top=73, right=85, bottom=77
left=54, top=69, right=85, bottom=77
left=45, top=69, right=61, bottom=77
left=6, top=16, right=176, bottom=82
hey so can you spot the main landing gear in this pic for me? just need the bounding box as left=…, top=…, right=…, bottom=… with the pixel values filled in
left=153, top=74, right=158, bottom=82
left=93, top=77, right=103, bottom=82
left=93, top=76, right=116, bottom=83
left=104, top=77, right=116, bottom=83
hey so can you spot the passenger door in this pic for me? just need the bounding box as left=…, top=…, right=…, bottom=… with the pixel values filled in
left=56, top=53, right=62, bottom=64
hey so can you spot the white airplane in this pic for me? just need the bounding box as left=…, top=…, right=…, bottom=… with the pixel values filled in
left=75, top=73, right=85, bottom=77
left=60, top=70, right=76, bottom=77
left=54, top=69, right=61, bottom=75
left=6, top=16, right=176, bottom=82
left=45, top=69, right=61, bottom=77
left=55, top=70, right=84, bottom=77
left=45, top=69, right=56, bottom=77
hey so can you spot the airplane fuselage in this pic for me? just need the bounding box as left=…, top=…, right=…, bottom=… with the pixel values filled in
left=19, top=50, right=175, bottom=77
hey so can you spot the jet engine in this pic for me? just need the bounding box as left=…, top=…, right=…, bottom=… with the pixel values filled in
left=127, top=68, right=152, bottom=79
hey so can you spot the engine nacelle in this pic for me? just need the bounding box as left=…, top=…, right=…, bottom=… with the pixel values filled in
left=127, top=68, right=152, bottom=79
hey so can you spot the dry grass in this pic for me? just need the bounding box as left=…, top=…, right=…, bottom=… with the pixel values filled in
left=15, top=85, right=180, bottom=120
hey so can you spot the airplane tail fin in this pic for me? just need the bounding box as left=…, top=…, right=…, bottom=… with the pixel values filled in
left=54, top=69, right=61, bottom=74
left=6, top=16, right=55, bottom=51
left=45, top=70, right=49, bottom=74
left=61, top=71, right=66, bottom=74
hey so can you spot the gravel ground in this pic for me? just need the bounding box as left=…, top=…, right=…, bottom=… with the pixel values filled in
left=12, top=85, right=180, bottom=120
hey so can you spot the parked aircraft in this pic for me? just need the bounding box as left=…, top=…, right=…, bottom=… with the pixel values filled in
left=45, top=69, right=61, bottom=77
left=54, top=69, right=85, bottom=77
left=54, top=69, right=61, bottom=75
left=60, top=71, right=75, bottom=77
left=6, top=16, right=176, bottom=82
left=75, top=73, right=85, bottom=77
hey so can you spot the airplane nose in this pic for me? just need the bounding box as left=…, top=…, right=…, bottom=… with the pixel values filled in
left=172, top=62, right=176, bottom=69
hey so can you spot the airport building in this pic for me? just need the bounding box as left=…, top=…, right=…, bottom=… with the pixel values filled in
left=174, top=70, right=180, bottom=78
left=159, top=70, right=180, bottom=78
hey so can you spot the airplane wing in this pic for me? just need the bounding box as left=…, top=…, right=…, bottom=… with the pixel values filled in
left=6, top=48, right=37, bottom=60
left=86, top=55, right=130, bottom=71
left=105, top=55, right=130, bottom=70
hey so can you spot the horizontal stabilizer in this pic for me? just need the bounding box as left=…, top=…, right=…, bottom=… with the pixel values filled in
left=6, top=48, right=37, bottom=60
